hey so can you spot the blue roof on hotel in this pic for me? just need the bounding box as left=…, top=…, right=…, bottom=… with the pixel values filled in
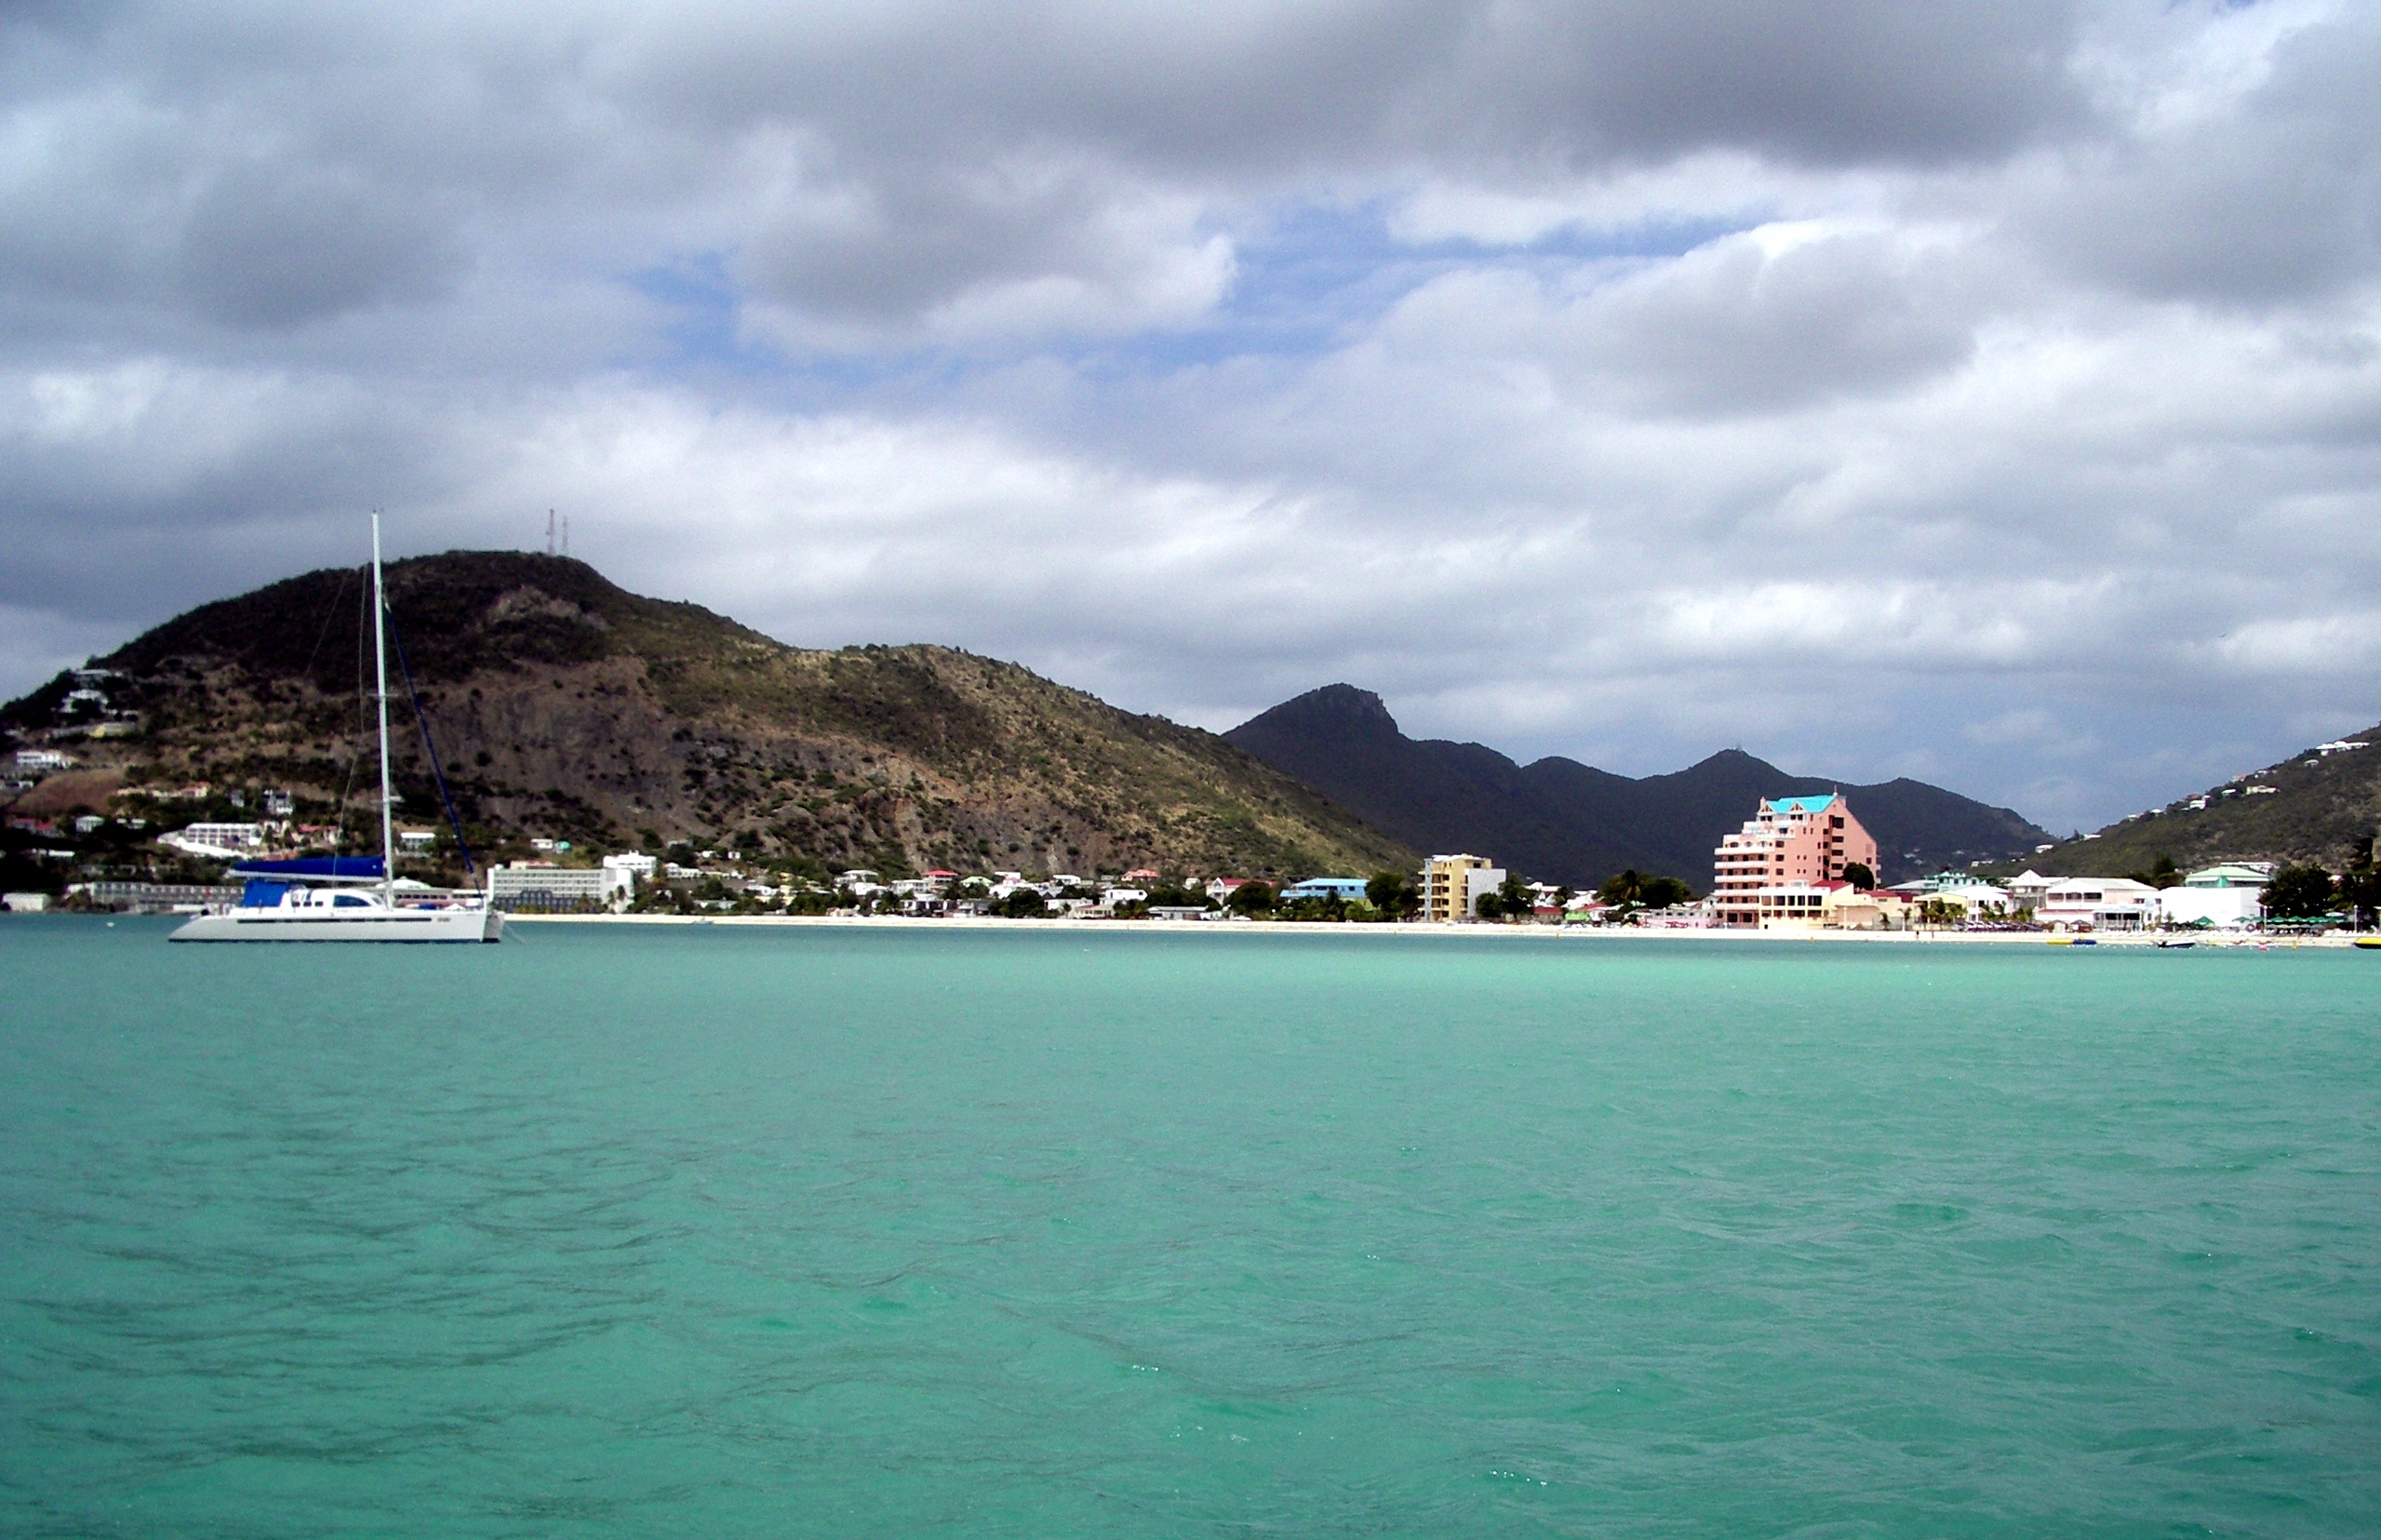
left=1767, top=794, right=1839, bottom=814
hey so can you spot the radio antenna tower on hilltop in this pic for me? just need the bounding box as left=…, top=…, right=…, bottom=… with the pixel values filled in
left=545, top=509, right=570, bottom=557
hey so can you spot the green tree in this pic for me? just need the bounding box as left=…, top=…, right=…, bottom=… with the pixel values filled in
left=1495, top=872, right=1530, bottom=919
left=1597, top=869, right=1693, bottom=914
left=1227, top=880, right=1276, bottom=916
left=996, top=888, right=1050, bottom=919
left=1598, top=869, right=1650, bottom=907
left=2260, top=864, right=2338, bottom=920
left=1840, top=861, right=1876, bottom=891
left=1365, top=870, right=1420, bottom=920
left=2341, top=868, right=2381, bottom=929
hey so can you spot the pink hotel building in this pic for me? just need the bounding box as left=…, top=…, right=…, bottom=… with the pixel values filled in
left=1710, top=793, right=1879, bottom=928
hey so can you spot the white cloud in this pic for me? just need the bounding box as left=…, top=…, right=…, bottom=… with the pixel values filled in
left=3, top=0, right=2380, bottom=834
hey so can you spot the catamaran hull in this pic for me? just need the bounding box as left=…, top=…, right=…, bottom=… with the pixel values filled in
left=170, top=907, right=502, bottom=943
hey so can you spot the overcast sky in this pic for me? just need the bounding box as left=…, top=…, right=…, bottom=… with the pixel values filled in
left=5, top=1, right=2377, bottom=832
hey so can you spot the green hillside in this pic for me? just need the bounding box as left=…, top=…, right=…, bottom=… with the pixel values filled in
left=1991, top=726, right=2381, bottom=877
left=1, top=552, right=1412, bottom=883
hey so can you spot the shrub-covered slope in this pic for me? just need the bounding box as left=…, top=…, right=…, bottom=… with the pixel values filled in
left=3, top=553, right=1411, bottom=881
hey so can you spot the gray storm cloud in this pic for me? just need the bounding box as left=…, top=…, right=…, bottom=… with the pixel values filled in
left=0, top=0, right=2376, bottom=831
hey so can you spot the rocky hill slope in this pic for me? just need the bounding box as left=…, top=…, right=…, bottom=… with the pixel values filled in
left=1225, top=685, right=2053, bottom=887
left=1, top=553, right=1411, bottom=882
left=1999, top=728, right=2381, bottom=877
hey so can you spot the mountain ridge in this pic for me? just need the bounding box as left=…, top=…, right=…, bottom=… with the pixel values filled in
left=1224, top=684, right=2053, bottom=887
left=1, top=553, right=1412, bottom=881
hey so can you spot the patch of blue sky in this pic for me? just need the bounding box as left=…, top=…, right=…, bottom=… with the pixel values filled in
left=619, top=252, right=935, bottom=398
left=1066, top=199, right=1750, bottom=377
left=619, top=200, right=1752, bottom=388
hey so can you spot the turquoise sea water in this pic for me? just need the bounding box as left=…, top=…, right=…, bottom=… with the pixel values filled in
left=3, top=918, right=2376, bottom=1537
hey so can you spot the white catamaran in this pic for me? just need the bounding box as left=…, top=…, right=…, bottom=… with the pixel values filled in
left=171, top=516, right=502, bottom=944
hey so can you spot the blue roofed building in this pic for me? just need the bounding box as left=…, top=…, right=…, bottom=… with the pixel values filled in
left=1279, top=877, right=1372, bottom=904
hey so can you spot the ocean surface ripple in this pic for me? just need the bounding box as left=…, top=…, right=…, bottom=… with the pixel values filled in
left=3, top=919, right=2375, bottom=1536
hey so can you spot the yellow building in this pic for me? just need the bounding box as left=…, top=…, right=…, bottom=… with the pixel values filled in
left=1422, top=853, right=1501, bottom=923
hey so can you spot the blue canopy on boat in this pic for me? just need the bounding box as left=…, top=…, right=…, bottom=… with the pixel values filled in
left=230, top=856, right=386, bottom=880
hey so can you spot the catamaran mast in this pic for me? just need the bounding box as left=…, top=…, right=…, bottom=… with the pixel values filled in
left=372, top=513, right=395, bottom=906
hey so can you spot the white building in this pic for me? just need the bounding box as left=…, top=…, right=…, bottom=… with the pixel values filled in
left=163, top=822, right=265, bottom=858
left=2002, top=871, right=2055, bottom=911
left=14, top=749, right=75, bottom=772
left=489, top=863, right=610, bottom=910
left=2155, top=863, right=2273, bottom=929
left=1754, top=881, right=1844, bottom=931
left=2038, top=877, right=2161, bottom=931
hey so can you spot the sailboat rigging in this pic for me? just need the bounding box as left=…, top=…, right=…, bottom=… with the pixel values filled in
left=170, top=516, right=502, bottom=943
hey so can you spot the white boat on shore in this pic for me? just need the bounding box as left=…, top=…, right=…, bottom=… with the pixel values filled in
left=171, top=516, right=502, bottom=944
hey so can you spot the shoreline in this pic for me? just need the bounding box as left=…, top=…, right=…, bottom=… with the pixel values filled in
left=507, top=913, right=2366, bottom=948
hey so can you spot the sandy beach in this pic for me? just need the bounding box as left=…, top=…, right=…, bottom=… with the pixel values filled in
left=509, top=913, right=2367, bottom=948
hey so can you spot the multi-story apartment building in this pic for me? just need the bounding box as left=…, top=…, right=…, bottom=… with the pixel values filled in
left=1710, top=793, right=1878, bottom=928
left=1421, top=853, right=1503, bottom=923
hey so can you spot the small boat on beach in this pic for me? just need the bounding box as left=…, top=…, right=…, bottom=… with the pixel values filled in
left=2153, top=939, right=2197, bottom=949
left=2355, top=937, right=2381, bottom=951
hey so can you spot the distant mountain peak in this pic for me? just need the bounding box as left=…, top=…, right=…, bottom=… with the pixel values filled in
left=1227, top=682, right=2053, bottom=886
left=1240, top=683, right=1404, bottom=743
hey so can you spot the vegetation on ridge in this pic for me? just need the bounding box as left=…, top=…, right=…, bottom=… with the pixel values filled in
left=1, top=552, right=1411, bottom=883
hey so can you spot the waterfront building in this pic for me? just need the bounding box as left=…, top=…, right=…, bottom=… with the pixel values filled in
left=2182, top=862, right=2274, bottom=888
left=1279, top=877, right=1371, bottom=904
left=1421, top=854, right=1502, bottom=923
left=2154, top=863, right=2274, bottom=928
left=80, top=880, right=244, bottom=914
left=1754, top=880, right=1847, bottom=931
left=1711, top=794, right=1879, bottom=928
left=1896, top=874, right=2013, bottom=917
left=489, top=863, right=609, bottom=912
left=2037, top=877, right=2160, bottom=931
left=2002, top=870, right=2054, bottom=910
